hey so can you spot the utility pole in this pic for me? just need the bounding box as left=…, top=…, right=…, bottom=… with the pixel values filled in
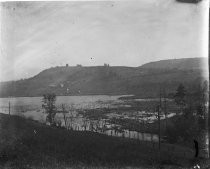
left=163, top=88, right=167, bottom=129
left=158, top=86, right=162, bottom=162
left=9, top=101, right=10, bottom=115
left=158, top=106, right=161, bottom=150
left=158, top=87, right=161, bottom=151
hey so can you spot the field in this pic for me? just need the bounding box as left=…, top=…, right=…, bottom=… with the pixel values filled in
left=1, top=113, right=206, bottom=169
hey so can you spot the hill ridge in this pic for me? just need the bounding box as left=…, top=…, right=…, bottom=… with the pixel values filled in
left=0, top=57, right=207, bottom=97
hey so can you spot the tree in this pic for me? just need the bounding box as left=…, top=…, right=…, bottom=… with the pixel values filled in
left=83, top=118, right=88, bottom=131
left=174, top=84, right=186, bottom=113
left=67, top=104, right=75, bottom=130
left=42, top=93, right=57, bottom=126
left=61, top=104, right=68, bottom=128
left=165, top=108, right=199, bottom=143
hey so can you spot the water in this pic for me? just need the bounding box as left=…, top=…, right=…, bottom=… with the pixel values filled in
left=0, top=95, right=159, bottom=142
left=0, top=95, right=126, bottom=114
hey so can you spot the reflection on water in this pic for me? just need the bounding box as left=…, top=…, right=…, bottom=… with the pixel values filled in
left=104, top=130, right=158, bottom=142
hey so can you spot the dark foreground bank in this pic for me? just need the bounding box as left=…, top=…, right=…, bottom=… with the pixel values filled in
left=0, top=113, right=209, bottom=169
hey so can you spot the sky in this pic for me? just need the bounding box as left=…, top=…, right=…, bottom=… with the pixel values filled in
left=0, top=0, right=208, bottom=81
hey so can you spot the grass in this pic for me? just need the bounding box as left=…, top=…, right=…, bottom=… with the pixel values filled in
left=0, top=113, right=207, bottom=169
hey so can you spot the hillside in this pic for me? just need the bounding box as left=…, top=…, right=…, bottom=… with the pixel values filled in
left=140, top=58, right=206, bottom=70
left=0, top=113, right=199, bottom=168
left=0, top=57, right=207, bottom=97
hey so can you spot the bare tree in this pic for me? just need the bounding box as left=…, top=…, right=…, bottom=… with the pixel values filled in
left=67, top=104, right=75, bottom=130
left=83, top=118, right=88, bottom=131
left=61, top=104, right=68, bottom=128
left=42, top=93, right=57, bottom=126
left=89, top=120, right=94, bottom=132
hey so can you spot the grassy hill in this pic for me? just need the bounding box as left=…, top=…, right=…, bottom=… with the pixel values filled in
left=0, top=113, right=202, bottom=169
left=0, top=57, right=207, bottom=97
left=140, top=58, right=206, bottom=70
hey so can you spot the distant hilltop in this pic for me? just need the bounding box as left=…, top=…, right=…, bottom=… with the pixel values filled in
left=176, top=0, right=202, bottom=4
left=140, top=57, right=206, bottom=70
left=0, top=57, right=208, bottom=98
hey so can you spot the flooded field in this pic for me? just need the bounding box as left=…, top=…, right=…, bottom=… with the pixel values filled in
left=0, top=95, right=177, bottom=142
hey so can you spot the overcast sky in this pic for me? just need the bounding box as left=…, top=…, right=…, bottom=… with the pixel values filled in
left=0, top=0, right=208, bottom=81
